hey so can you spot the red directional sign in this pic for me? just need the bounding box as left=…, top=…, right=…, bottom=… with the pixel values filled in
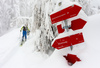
left=52, top=33, right=84, bottom=49
left=70, top=18, right=87, bottom=30
left=50, top=4, right=82, bottom=24
left=70, top=32, right=84, bottom=45
left=57, top=24, right=65, bottom=33
left=63, top=54, right=81, bottom=65
left=52, top=35, right=71, bottom=49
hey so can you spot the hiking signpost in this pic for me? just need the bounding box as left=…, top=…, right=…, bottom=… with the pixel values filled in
left=50, top=3, right=87, bottom=66
left=50, top=4, right=87, bottom=50
left=52, top=32, right=84, bottom=50
left=50, top=5, right=82, bottom=24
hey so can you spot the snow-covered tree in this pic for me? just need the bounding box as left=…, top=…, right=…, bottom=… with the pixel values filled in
left=32, top=0, right=57, bottom=55
left=0, top=0, right=17, bottom=36
left=16, top=0, right=100, bottom=55
left=15, top=0, right=57, bottom=55
left=19, top=0, right=34, bottom=17
left=1, top=0, right=99, bottom=55
left=70, top=0, right=96, bottom=16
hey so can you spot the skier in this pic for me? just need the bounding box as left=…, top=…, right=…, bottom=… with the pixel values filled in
left=20, top=25, right=30, bottom=42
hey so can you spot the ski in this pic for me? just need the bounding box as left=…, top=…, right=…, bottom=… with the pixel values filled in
left=20, top=40, right=25, bottom=46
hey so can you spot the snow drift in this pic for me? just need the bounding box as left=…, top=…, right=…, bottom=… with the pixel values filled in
left=38, top=14, right=100, bottom=68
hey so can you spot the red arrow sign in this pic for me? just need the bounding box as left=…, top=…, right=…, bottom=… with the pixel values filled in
left=63, top=54, right=81, bottom=65
left=52, top=36, right=71, bottom=49
left=52, top=33, right=84, bottom=49
left=70, top=18, right=87, bottom=30
left=70, top=32, right=84, bottom=45
left=50, top=4, right=82, bottom=24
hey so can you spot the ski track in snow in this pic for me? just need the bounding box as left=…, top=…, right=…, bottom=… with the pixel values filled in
left=0, top=28, right=48, bottom=68
left=0, top=28, right=21, bottom=67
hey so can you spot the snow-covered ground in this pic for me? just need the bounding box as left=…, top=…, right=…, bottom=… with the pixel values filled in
left=0, top=28, right=20, bottom=67
left=0, top=14, right=100, bottom=68
left=39, top=14, right=100, bottom=68
left=0, top=28, right=49, bottom=68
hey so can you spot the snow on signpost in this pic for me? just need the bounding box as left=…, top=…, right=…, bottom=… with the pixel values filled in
left=50, top=1, right=87, bottom=66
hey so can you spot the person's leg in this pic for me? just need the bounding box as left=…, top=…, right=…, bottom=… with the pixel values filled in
left=25, top=31, right=27, bottom=41
left=22, top=31, right=25, bottom=41
left=22, top=34, right=24, bottom=41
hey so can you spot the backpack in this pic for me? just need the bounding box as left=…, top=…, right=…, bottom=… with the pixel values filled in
left=23, top=26, right=26, bottom=31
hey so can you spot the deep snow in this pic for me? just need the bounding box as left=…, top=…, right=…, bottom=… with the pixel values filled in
left=0, top=14, right=100, bottom=68
left=39, top=14, right=100, bottom=68
left=0, top=0, right=100, bottom=68
left=0, top=28, right=49, bottom=68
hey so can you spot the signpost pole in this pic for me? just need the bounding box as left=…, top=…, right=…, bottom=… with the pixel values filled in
left=63, top=20, right=73, bottom=50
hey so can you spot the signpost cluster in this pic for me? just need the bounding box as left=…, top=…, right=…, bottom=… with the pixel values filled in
left=50, top=3, right=87, bottom=66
